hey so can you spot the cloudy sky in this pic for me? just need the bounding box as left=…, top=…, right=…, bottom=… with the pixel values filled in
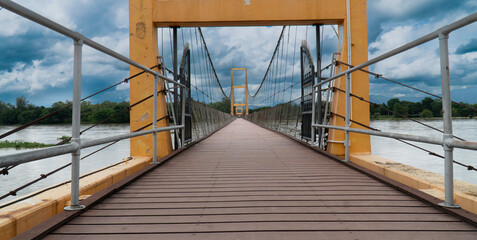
left=0, top=0, right=476, bottom=107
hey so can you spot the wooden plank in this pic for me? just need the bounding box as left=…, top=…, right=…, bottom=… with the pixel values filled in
left=103, top=195, right=416, bottom=203
left=111, top=191, right=405, bottom=198
left=127, top=181, right=384, bottom=187
left=43, top=232, right=477, bottom=240
left=93, top=200, right=428, bottom=209
left=80, top=206, right=441, bottom=217
left=116, top=187, right=396, bottom=193
left=53, top=222, right=477, bottom=234
left=68, top=213, right=459, bottom=225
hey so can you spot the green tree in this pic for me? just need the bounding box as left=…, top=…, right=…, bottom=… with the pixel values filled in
left=392, top=103, right=408, bottom=118
left=420, top=109, right=433, bottom=119
left=17, top=110, right=37, bottom=124
left=431, top=99, right=442, bottom=117
left=387, top=98, right=400, bottom=111
left=207, top=97, right=231, bottom=113
left=15, top=96, right=29, bottom=109
left=421, top=97, right=434, bottom=111
left=88, top=107, right=115, bottom=123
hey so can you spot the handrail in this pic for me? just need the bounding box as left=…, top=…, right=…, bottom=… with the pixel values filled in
left=0, top=125, right=184, bottom=168
left=312, top=124, right=477, bottom=151
left=0, top=0, right=190, bottom=210
left=311, top=12, right=477, bottom=208
left=0, top=143, right=80, bottom=169
left=314, top=12, right=477, bottom=88
left=0, top=0, right=186, bottom=89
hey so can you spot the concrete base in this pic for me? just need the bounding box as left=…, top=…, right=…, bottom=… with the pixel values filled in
left=351, top=154, right=477, bottom=215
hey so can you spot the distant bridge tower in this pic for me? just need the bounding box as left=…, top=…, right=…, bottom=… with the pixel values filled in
left=230, top=68, right=249, bottom=117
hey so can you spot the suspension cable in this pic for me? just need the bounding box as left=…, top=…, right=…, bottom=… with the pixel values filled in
left=197, top=28, right=227, bottom=99
left=336, top=60, right=477, bottom=113
left=249, top=26, right=286, bottom=98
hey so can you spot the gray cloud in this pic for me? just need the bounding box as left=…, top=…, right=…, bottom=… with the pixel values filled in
left=367, top=0, right=473, bottom=43
left=456, top=38, right=477, bottom=54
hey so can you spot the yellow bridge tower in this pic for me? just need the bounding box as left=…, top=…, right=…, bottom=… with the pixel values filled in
left=129, top=0, right=370, bottom=157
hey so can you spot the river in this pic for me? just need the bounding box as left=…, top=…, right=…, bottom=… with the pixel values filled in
left=0, top=124, right=130, bottom=205
left=1, top=119, right=476, bottom=205
left=370, top=118, right=477, bottom=187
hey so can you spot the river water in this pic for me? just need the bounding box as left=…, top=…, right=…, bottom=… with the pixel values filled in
left=370, top=119, right=477, bottom=187
left=1, top=119, right=476, bottom=205
left=0, top=124, right=130, bottom=205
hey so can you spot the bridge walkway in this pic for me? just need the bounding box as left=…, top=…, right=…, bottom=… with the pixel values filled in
left=41, top=119, right=477, bottom=239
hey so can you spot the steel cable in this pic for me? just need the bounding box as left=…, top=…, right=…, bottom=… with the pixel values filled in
left=330, top=111, right=476, bottom=172
left=332, top=87, right=467, bottom=141
left=336, top=61, right=477, bottom=114
left=197, top=28, right=227, bottom=99
left=0, top=65, right=159, bottom=140
left=0, top=91, right=170, bottom=201
left=0, top=65, right=160, bottom=175
left=249, top=26, right=286, bottom=98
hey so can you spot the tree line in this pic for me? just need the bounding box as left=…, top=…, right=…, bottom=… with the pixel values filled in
left=0, top=96, right=130, bottom=125
left=0, top=96, right=233, bottom=125
left=1, top=96, right=475, bottom=125
left=371, top=97, right=477, bottom=119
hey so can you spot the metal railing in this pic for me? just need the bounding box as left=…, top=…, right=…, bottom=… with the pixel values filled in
left=312, top=12, right=477, bottom=208
left=0, top=0, right=188, bottom=210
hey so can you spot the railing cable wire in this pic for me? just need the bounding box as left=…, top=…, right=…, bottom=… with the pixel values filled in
left=0, top=91, right=170, bottom=201
left=336, top=61, right=477, bottom=113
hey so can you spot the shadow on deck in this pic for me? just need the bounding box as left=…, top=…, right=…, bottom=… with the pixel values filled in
left=18, top=119, right=477, bottom=239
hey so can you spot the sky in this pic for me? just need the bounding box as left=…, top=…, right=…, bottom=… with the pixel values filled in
left=0, top=0, right=476, bottom=107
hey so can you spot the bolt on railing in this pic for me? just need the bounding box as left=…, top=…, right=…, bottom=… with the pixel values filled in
left=312, top=12, right=477, bottom=208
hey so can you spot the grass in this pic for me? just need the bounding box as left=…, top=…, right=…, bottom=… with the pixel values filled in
left=0, top=140, right=54, bottom=149
left=57, top=136, right=71, bottom=143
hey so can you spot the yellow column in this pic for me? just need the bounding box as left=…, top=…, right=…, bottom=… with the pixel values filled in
left=327, top=0, right=370, bottom=156
left=129, top=0, right=172, bottom=157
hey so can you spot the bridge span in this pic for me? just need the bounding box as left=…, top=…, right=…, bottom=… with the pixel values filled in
left=18, top=119, right=477, bottom=239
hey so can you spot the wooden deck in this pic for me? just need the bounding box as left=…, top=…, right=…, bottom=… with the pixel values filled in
left=43, top=119, right=477, bottom=239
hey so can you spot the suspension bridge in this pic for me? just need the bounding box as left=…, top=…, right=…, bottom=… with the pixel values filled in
left=1, top=0, right=477, bottom=239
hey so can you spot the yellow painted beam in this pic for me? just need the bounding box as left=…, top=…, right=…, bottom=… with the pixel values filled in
left=129, top=0, right=172, bottom=157
left=153, top=0, right=345, bottom=27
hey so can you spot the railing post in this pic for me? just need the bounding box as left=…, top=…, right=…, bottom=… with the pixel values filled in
left=311, top=85, right=316, bottom=146
left=438, top=33, right=460, bottom=208
left=172, top=27, right=179, bottom=150
left=344, top=73, right=351, bottom=162
left=65, top=39, right=85, bottom=211
left=181, top=86, right=186, bottom=147
left=315, top=24, right=322, bottom=147
left=152, top=75, right=158, bottom=163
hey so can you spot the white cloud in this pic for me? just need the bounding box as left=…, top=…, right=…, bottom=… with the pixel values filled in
left=115, top=82, right=129, bottom=91
left=82, top=33, right=130, bottom=77
left=0, top=9, right=32, bottom=37
left=0, top=0, right=79, bottom=37
left=0, top=59, right=71, bottom=93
